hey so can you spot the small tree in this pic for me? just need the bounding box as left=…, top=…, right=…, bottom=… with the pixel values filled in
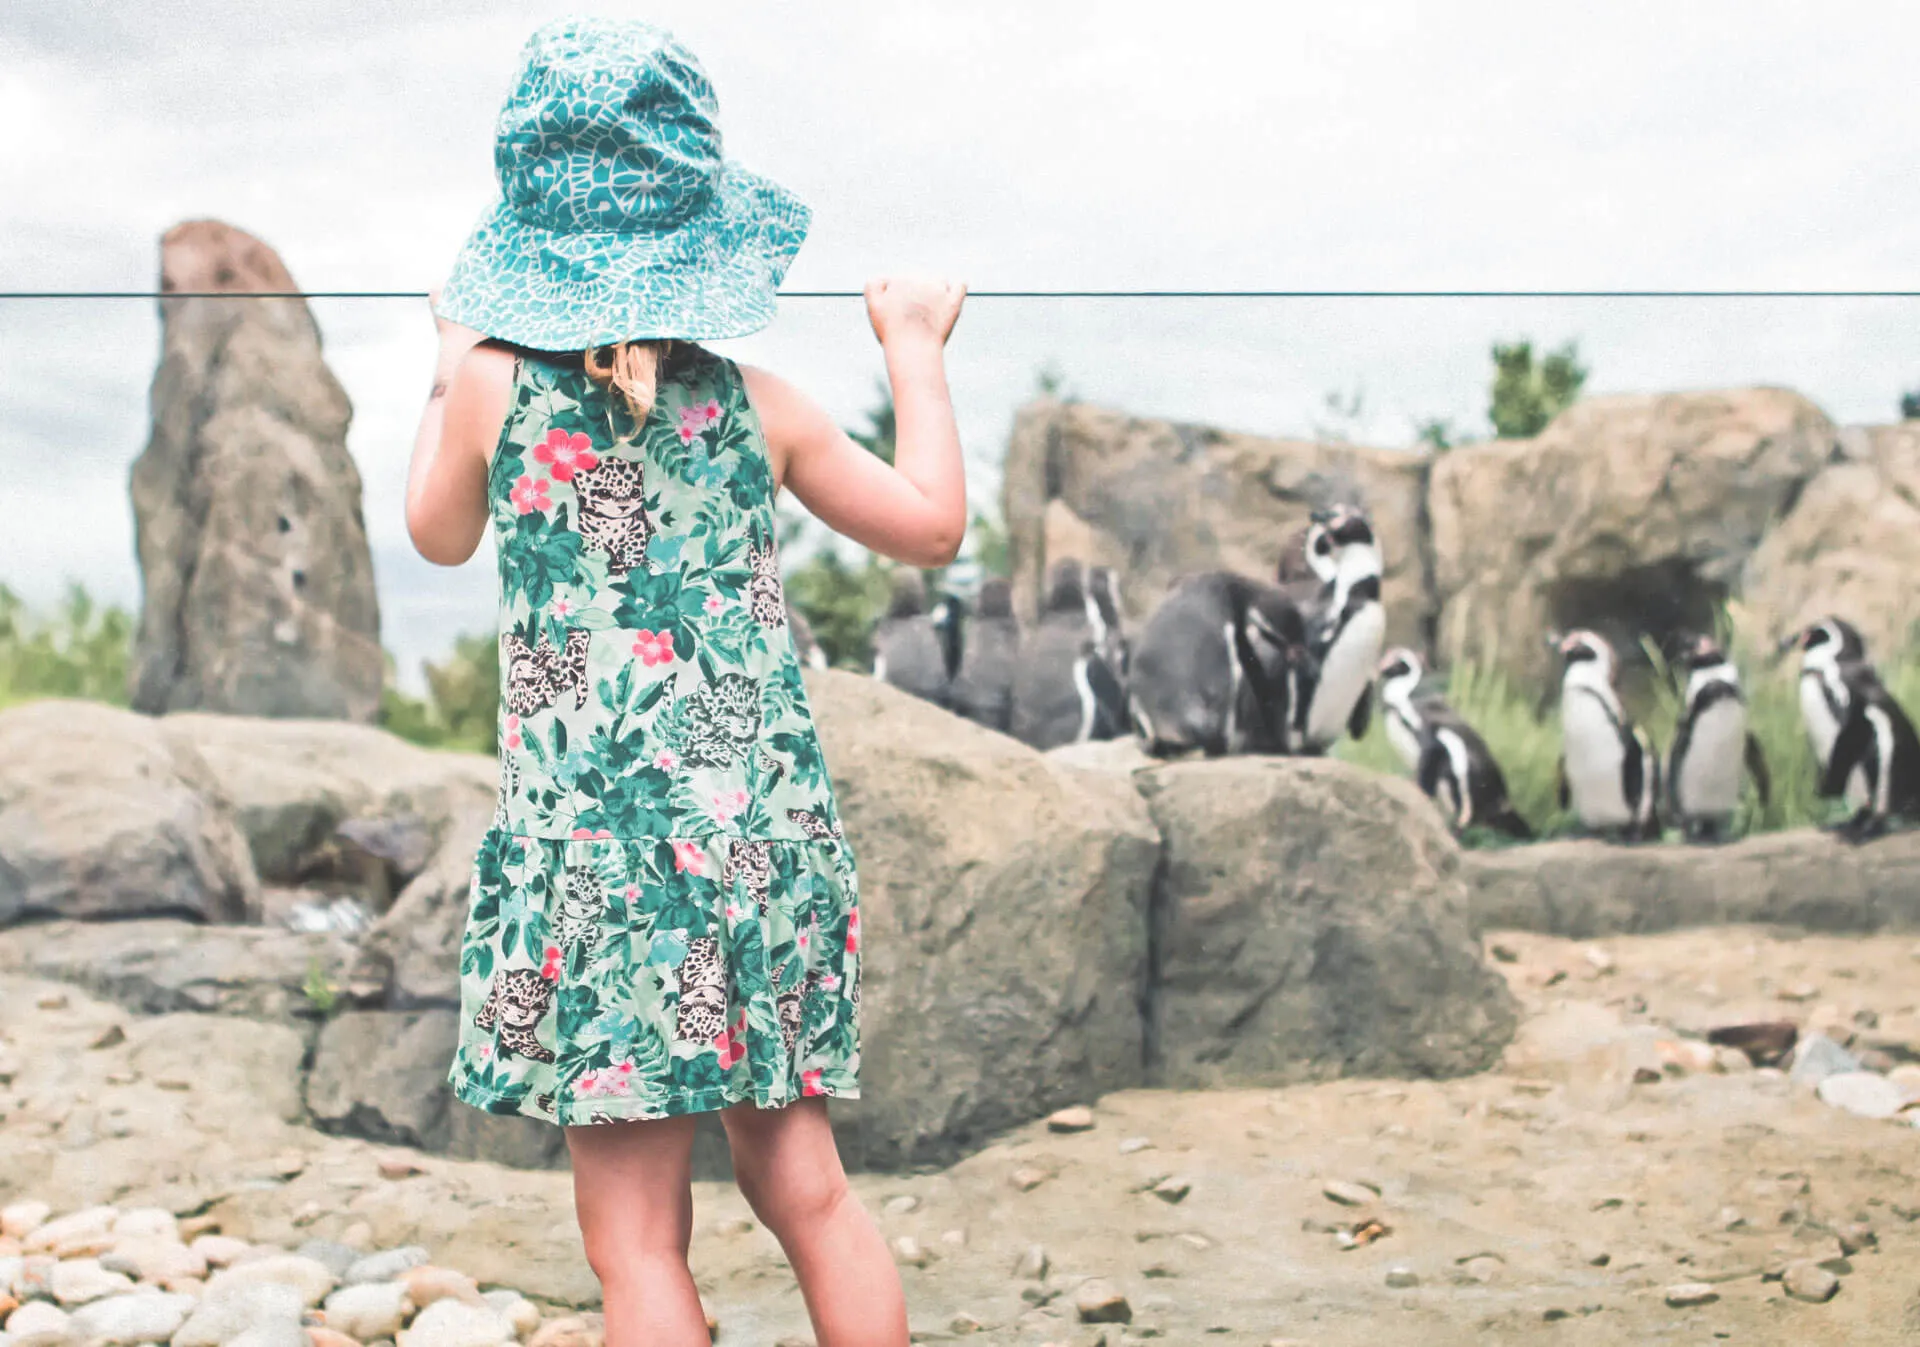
left=1414, top=417, right=1455, bottom=453
left=1490, top=339, right=1587, bottom=438
left=1900, top=387, right=1920, bottom=421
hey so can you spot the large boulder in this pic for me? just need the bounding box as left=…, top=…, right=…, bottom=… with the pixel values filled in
left=809, top=671, right=1161, bottom=1168
left=156, top=713, right=496, bottom=886
left=129, top=219, right=382, bottom=721
left=0, top=700, right=259, bottom=926
left=1136, top=756, right=1517, bottom=1087
left=1001, top=400, right=1432, bottom=648
left=1740, top=423, right=1920, bottom=657
left=1465, top=828, right=1920, bottom=939
left=1429, top=389, right=1836, bottom=688
left=356, top=807, right=495, bottom=1010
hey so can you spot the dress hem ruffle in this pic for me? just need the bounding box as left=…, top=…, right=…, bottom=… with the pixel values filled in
left=448, top=1071, right=857, bottom=1126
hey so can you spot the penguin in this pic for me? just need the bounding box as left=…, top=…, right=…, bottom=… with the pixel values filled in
left=1780, top=618, right=1871, bottom=811
left=1377, top=647, right=1533, bottom=839
left=870, top=569, right=951, bottom=707
left=1553, top=629, right=1660, bottom=841
left=785, top=598, right=828, bottom=671
left=1293, top=505, right=1386, bottom=755
left=1784, top=619, right=1920, bottom=841
left=1128, top=571, right=1310, bottom=757
left=1085, top=565, right=1130, bottom=682
left=929, top=588, right=967, bottom=684
left=1008, top=561, right=1130, bottom=750
left=1665, top=633, right=1770, bottom=843
left=947, top=577, right=1020, bottom=733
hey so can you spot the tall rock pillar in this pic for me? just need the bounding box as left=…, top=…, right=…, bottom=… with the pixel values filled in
left=130, top=219, right=383, bottom=721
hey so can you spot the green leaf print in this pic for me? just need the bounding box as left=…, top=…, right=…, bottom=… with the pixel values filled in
left=645, top=930, right=689, bottom=967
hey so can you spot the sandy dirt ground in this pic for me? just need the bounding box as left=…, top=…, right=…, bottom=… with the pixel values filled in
left=3, top=926, right=1918, bottom=1346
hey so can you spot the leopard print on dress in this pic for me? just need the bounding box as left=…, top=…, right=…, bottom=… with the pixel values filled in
left=682, top=674, right=761, bottom=769
left=573, top=456, right=652, bottom=576
left=503, top=629, right=591, bottom=718
left=747, top=538, right=786, bottom=630
left=786, top=808, right=843, bottom=841
left=723, top=839, right=774, bottom=916
left=775, top=969, right=818, bottom=1055
left=474, top=968, right=557, bottom=1063
left=672, top=935, right=728, bottom=1043
left=554, top=865, right=605, bottom=953
left=492, top=753, right=520, bottom=831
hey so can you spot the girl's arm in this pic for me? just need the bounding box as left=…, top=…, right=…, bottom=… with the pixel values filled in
left=747, top=277, right=968, bottom=569
left=405, top=301, right=514, bottom=566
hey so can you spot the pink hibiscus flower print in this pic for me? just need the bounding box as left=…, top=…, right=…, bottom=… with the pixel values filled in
left=533, top=428, right=599, bottom=483
left=801, top=1069, right=826, bottom=1097
left=503, top=713, right=522, bottom=751
left=476, top=1042, right=493, bottom=1062
left=704, top=594, right=725, bottom=615
left=653, top=748, right=679, bottom=772
left=796, top=924, right=813, bottom=955
left=510, top=474, right=552, bottom=515
left=818, top=972, right=841, bottom=992
left=632, top=629, right=676, bottom=668
left=551, top=596, right=577, bottom=619
left=713, top=1013, right=748, bottom=1070
left=672, top=840, right=708, bottom=876
left=622, top=883, right=641, bottom=901
left=710, top=789, right=750, bottom=824
left=575, top=1061, right=635, bottom=1098
left=846, top=907, right=861, bottom=954
left=540, top=943, right=563, bottom=979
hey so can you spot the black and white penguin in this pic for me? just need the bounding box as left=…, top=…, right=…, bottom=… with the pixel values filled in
left=1128, top=571, right=1309, bottom=757
left=1780, top=617, right=1871, bottom=811
left=1666, top=634, right=1770, bottom=843
left=870, top=569, right=950, bottom=707
left=1085, top=565, right=1130, bottom=682
left=1553, top=629, right=1660, bottom=840
left=947, top=578, right=1020, bottom=733
left=1008, top=561, right=1129, bottom=750
left=1293, top=505, right=1386, bottom=754
left=1377, top=648, right=1533, bottom=839
left=1784, top=618, right=1920, bottom=840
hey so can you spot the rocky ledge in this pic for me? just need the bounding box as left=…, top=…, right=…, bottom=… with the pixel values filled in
left=3, top=675, right=1917, bottom=1176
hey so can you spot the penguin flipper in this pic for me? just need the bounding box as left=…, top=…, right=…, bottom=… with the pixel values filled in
left=1346, top=680, right=1374, bottom=742
left=1488, top=805, right=1535, bottom=841
left=1083, top=651, right=1130, bottom=741
left=1416, top=739, right=1449, bottom=800
left=1821, top=710, right=1874, bottom=799
left=1744, top=732, right=1772, bottom=807
left=1555, top=756, right=1570, bottom=810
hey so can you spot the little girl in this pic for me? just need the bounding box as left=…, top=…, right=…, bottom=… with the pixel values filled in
left=403, top=20, right=965, bottom=1347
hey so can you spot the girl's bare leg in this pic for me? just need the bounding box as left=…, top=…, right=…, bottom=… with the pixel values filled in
left=721, top=1099, right=907, bottom=1347
left=564, top=1115, right=708, bottom=1347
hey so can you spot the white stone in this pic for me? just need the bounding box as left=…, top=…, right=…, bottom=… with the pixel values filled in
left=224, top=1325, right=309, bottom=1347
left=1817, top=1071, right=1909, bottom=1120
left=479, top=1293, right=539, bottom=1342
left=342, top=1248, right=429, bottom=1287
left=397, top=1299, right=515, bottom=1347
left=1887, top=1063, right=1920, bottom=1103
left=99, top=1240, right=205, bottom=1285
left=203, top=1255, right=336, bottom=1308
left=1, top=1204, right=52, bottom=1241
left=105, top=1212, right=175, bottom=1244
left=24, top=1211, right=117, bottom=1258
left=48, top=1261, right=134, bottom=1307
left=1787, top=1034, right=1859, bottom=1088
left=5, top=1301, right=75, bottom=1347
left=171, top=1282, right=307, bottom=1347
left=322, top=1282, right=414, bottom=1341
left=67, top=1291, right=194, bottom=1346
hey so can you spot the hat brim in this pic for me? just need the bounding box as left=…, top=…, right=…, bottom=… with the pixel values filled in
left=433, top=163, right=810, bottom=349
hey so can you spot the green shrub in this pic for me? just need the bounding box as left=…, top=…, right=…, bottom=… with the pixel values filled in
left=377, top=635, right=499, bottom=754
left=0, top=583, right=134, bottom=709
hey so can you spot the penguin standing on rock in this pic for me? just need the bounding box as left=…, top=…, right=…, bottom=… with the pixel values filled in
left=947, top=578, right=1020, bottom=732
left=1128, top=571, right=1310, bottom=757
left=1008, top=561, right=1129, bottom=750
left=1666, top=634, right=1770, bottom=843
left=1377, top=648, right=1533, bottom=839
left=1783, top=618, right=1920, bottom=840
left=870, top=569, right=951, bottom=707
left=1553, top=629, right=1660, bottom=840
left=1294, top=505, right=1386, bottom=754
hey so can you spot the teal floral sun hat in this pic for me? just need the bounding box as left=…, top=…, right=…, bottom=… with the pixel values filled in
left=434, top=17, right=810, bottom=349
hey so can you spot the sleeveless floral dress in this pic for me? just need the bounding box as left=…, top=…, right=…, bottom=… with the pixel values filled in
left=446, top=344, right=861, bottom=1126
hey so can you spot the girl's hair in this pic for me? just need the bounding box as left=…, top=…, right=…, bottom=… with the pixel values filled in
left=583, top=340, right=668, bottom=431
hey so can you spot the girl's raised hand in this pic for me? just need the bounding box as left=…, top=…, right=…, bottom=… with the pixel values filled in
left=864, top=277, right=967, bottom=349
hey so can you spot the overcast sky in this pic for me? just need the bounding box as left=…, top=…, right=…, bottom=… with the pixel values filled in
left=5, top=0, right=1920, bottom=689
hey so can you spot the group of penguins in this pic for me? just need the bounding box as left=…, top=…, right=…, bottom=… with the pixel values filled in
left=1532, top=618, right=1920, bottom=845
left=864, top=503, right=1391, bottom=761
left=855, top=504, right=1920, bottom=846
